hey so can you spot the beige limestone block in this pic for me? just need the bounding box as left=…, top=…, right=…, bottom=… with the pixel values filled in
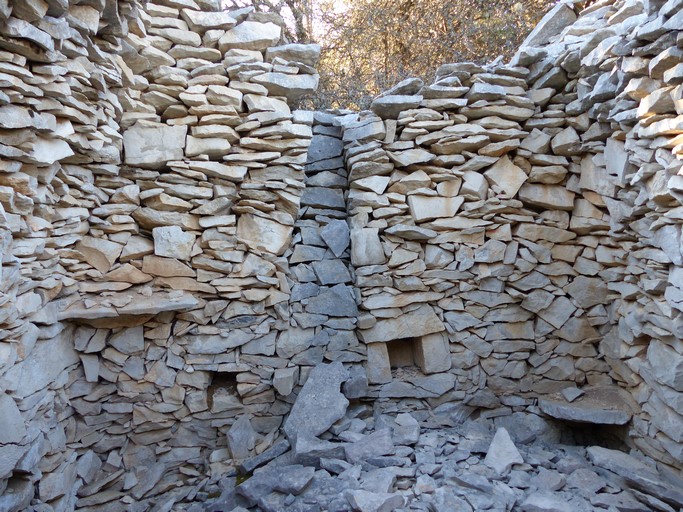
left=484, top=156, right=528, bottom=197
left=153, top=226, right=196, bottom=261
left=236, top=214, right=293, bottom=256
left=76, top=236, right=123, bottom=273
left=408, top=195, right=465, bottom=223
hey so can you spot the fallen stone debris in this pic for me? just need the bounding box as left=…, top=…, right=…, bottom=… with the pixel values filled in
left=202, top=365, right=683, bottom=512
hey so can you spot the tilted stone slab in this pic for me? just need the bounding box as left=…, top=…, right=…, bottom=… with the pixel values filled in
left=283, top=362, right=349, bottom=445
left=236, top=214, right=293, bottom=256
left=539, top=386, right=633, bottom=425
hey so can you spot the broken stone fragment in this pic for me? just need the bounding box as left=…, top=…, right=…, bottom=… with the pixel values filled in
left=484, top=427, right=524, bottom=475
left=266, top=43, right=321, bottom=67
left=347, top=490, right=404, bottom=512
left=371, top=95, right=423, bottom=119
left=484, top=156, right=528, bottom=196
left=252, top=72, right=319, bottom=102
left=153, top=226, right=196, bottom=261
left=227, top=416, right=256, bottom=461
left=236, top=214, right=293, bottom=256
left=75, top=237, right=123, bottom=273
left=181, top=9, right=236, bottom=32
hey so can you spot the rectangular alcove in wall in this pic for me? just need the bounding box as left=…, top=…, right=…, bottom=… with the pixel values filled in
left=207, top=372, right=241, bottom=414
left=366, top=332, right=451, bottom=384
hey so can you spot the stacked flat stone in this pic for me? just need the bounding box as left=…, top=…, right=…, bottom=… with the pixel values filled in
left=67, top=2, right=321, bottom=509
left=0, top=1, right=151, bottom=510
left=283, top=112, right=364, bottom=381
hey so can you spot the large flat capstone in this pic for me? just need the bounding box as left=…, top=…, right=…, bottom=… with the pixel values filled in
left=539, top=386, right=633, bottom=425
left=359, top=304, right=445, bottom=343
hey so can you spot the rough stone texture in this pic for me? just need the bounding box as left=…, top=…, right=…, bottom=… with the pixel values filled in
left=359, top=305, right=445, bottom=343
left=484, top=427, right=524, bottom=475
left=284, top=362, right=350, bottom=445
left=123, top=124, right=188, bottom=169
left=3, top=0, right=683, bottom=509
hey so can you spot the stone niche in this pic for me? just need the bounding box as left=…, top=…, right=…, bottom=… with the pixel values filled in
left=366, top=332, right=452, bottom=384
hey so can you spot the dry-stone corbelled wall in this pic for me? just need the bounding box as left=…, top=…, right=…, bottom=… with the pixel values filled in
left=1, top=0, right=683, bottom=509
left=0, top=0, right=321, bottom=509
left=330, top=0, right=683, bottom=473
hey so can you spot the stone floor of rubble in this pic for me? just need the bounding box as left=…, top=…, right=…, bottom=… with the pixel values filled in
left=62, top=363, right=683, bottom=512
left=172, top=358, right=683, bottom=512
left=191, top=407, right=682, bottom=512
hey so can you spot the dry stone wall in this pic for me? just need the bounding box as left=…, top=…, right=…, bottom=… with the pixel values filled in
left=0, top=0, right=322, bottom=509
left=334, top=0, right=683, bottom=471
left=0, top=0, right=683, bottom=510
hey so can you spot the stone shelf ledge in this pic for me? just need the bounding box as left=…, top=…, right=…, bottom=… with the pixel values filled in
left=58, top=288, right=200, bottom=326
left=538, top=386, right=636, bottom=425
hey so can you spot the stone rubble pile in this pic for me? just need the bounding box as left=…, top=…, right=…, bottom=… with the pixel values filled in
left=204, top=362, right=683, bottom=512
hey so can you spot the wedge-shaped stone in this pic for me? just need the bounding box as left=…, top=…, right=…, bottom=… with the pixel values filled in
left=0, top=394, right=26, bottom=444
left=306, top=284, right=358, bottom=317
left=408, top=195, right=464, bottom=223
left=187, top=161, right=247, bottom=181
left=181, top=9, right=236, bottom=33
left=265, top=43, right=321, bottom=66
left=648, top=340, right=683, bottom=392
left=387, top=148, right=434, bottom=167
left=186, top=135, right=230, bottom=158
left=371, top=95, right=423, bottom=119
left=518, top=183, right=575, bottom=211
left=27, top=138, right=74, bottom=165
left=153, top=226, right=195, bottom=261
left=514, top=224, right=576, bottom=243
left=0, top=105, right=55, bottom=130
left=0, top=17, right=53, bottom=51
left=484, top=427, right=524, bottom=475
left=550, top=126, right=581, bottom=155
left=351, top=228, right=386, bottom=266
left=76, top=237, right=122, bottom=273
left=283, top=362, right=349, bottom=444
left=384, top=224, right=437, bottom=241
left=564, top=276, right=608, bottom=308
left=252, top=72, right=319, bottom=102
left=484, top=156, right=528, bottom=196
left=244, top=94, right=291, bottom=113
left=12, top=0, right=48, bottom=22
left=518, top=2, right=576, bottom=48
left=133, top=208, right=200, bottom=230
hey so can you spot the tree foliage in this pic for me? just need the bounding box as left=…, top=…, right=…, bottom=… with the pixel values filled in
left=225, top=0, right=555, bottom=109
